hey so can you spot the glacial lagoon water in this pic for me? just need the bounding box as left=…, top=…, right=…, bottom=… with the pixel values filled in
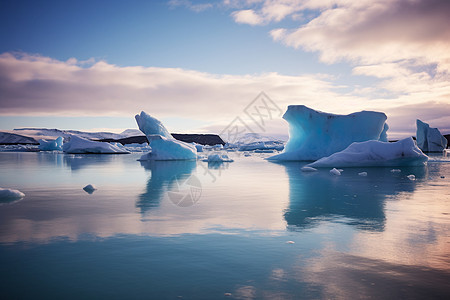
left=0, top=151, right=449, bottom=299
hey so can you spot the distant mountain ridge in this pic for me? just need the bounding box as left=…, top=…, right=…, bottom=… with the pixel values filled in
left=0, top=128, right=226, bottom=146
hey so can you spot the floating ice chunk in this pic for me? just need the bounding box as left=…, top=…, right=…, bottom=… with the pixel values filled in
left=330, top=168, right=341, bottom=176
left=306, top=138, right=428, bottom=168
left=238, top=141, right=284, bottom=151
left=63, top=136, right=130, bottom=154
left=390, top=169, right=401, bottom=173
left=301, top=166, right=318, bottom=172
left=202, top=154, right=234, bottom=162
left=38, top=136, right=63, bottom=151
left=268, top=105, right=388, bottom=161
left=358, top=172, right=368, bottom=176
left=135, top=111, right=196, bottom=160
left=407, top=174, right=416, bottom=181
left=135, top=111, right=172, bottom=138
left=416, top=119, right=447, bottom=153
left=138, top=135, right=197, bottom=161
left=0, top=187, right=25, bottom=201
left=83, top=184, right=97, bottom=194
left=194, top=144, right=204, bottom=152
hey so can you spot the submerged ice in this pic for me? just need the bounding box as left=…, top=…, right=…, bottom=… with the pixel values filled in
left=306, top=137, right=428, bottom=168
left=268, top=105, right=388, bottom=161
left=135, top=111, right=196, bottom=161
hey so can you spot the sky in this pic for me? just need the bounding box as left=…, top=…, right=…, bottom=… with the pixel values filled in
left=0, top=0, right=449, bottom=139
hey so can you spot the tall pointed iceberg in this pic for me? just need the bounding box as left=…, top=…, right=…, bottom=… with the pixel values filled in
left=135, top=111, right=197, bottom=160
left=268, top=105, right=389, bottom=161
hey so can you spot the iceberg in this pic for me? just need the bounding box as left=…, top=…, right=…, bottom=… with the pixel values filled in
left=416, top=119, right=447, bottom=152
left=38, top=137, right=63, bottom=151
left=0, top=187, right=25, bottom=201
left=202, top=154, right=234, bottom=163
left=138, top=135, right=197, bottom=161
left=62, top=136, right=130, bottom=154
left=135, top=111, right=172, bottom=138
left=268, top=105, right=388, bottom=161
left=135, top=111, right=197, bottom=161
left=305, top=137, right=428, bottom=168
left=83, top=184, right=97, bottom=194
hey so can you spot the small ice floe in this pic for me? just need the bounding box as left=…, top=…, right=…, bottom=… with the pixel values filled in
left=358, top=172, right=368, bottom=176
left=286, top=241, right=295, bottom=244
left=301, top=166, right=318, bottom=172
left=202, top=154, right=234, bottom=163
left=330, top=168, right=341, bottom=176
left=0, top=187, right=25, bottom=202
left=390, top=169, right=401, bottom=173
left=83, top=184, right=97, bottom=194
left=407, top=175, right=416, bottom=181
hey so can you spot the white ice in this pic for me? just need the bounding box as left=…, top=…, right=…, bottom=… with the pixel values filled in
left=62, top=136, right=130, bottom=154
left=0, top=187, right=25, bottom=201
left=135, top=111, right=172, bottom=138
left=306, top=137, right=428, bottom=168
left=330, top=168, right=341, bottom=175
left=202, top=154, right=234, bottom=162
left=416, top=119, right=447, bottom=153
left=38, top=137, right=63, bottom=151
left=224, top=133, right=285, bottom=151
left=135, top=111, right=197, bottom=161
left=137, top=135, right=197, bottom=161
left=268, top=105, right=388, bottom=161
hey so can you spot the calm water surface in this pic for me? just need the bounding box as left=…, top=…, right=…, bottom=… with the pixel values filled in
left=0, top=152, right=449, bottom=299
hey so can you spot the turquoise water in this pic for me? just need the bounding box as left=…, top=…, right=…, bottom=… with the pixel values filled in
left=0, top=152, right=449, bottom=299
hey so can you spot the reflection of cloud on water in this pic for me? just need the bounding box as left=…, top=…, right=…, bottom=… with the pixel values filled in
left=137, top=160, right=197, bottom=214
left=278, top=162, right=427, bottom=231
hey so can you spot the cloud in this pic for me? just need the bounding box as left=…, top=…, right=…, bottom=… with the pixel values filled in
left=273, top=0, right=450, bottom=70
left=231, top=9, right=265, bottom=25
left=1, top=52, right=449, bottom=137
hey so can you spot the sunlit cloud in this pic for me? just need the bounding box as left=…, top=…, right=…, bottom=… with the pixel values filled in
left=1, top=51, right=449, bottom=137
left=225, top=0, right=450, bottom=136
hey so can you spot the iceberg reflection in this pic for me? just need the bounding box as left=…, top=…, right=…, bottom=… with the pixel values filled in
left=137, top=160, right=197, bottom=214
left=279, top=162, right=427, bottom=231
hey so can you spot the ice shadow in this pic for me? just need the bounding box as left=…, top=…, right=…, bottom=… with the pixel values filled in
left=137, top=160, right=197, bottom=214
left=276, top=162, right=427, bottom=232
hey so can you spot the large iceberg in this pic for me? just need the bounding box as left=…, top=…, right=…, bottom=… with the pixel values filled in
left=38, top=137, right=63, bottom=151
left=135, top=111, right=197, bottom=161
left=305, top=137, right=428, bottom=168
left=62, top=136, right=130, bottom=154
left=268, top=105, right=388, bottom=161
left=416, top=119, right=447, bottom=153
left=135, top=111, right=172, bottom=138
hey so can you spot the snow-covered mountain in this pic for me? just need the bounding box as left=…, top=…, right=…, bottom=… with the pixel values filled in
left=0, top=128, right=146, bottom=144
